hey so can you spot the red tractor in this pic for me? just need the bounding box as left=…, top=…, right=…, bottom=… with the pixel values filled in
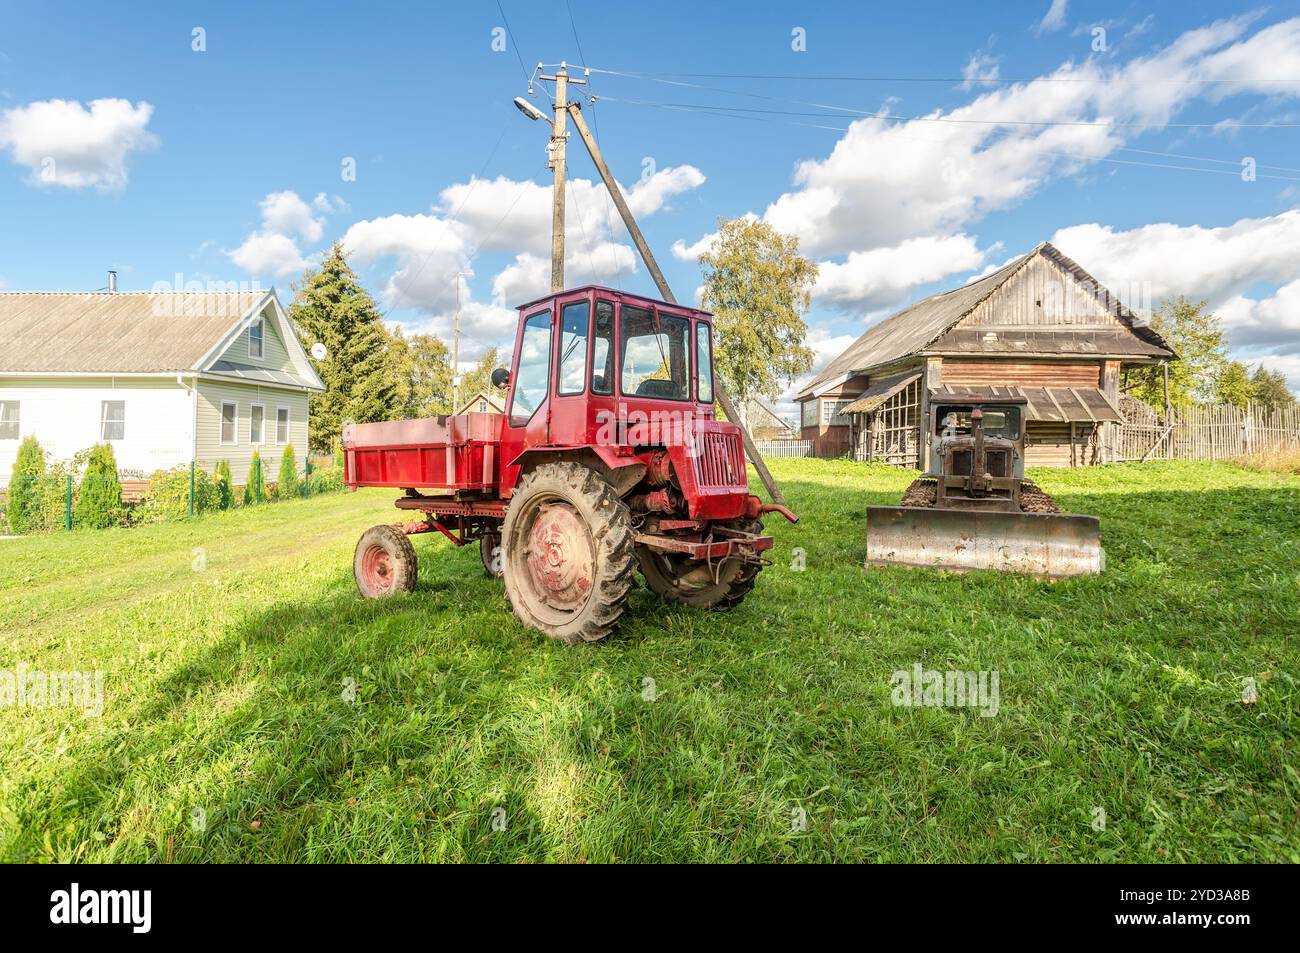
left=343, top=285, right=797, bottom=644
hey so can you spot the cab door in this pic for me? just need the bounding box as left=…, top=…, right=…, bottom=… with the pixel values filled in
left=547, top=290, right=595, bottom=447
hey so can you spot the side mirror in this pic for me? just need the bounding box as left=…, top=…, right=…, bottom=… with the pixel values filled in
left=490, top=367, right=511, bottom=389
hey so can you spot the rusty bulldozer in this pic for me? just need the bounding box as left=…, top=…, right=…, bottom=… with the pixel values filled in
left=866, top=392, right=1103, bottom=578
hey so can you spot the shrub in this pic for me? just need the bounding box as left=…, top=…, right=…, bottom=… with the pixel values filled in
left=277, top=445, right=301, bottom=499
left=308, top=462, right=344, bottom=493
left=142, top=465, right=217, bottom=521
left=243, top=451, right=268, bottom=506
left=214, top=460, right=234, bottom=510
left=6, top=436, right=46, bottom=533
left=75, top=444, right=124, bottom=529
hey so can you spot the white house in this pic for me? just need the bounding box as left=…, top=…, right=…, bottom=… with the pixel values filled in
left=0, top=289, right=324, bottom=487
left=454, top=391, right=505, bottom=416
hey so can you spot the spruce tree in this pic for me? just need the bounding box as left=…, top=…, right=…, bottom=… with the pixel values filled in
left=8, top=436, right=46, bottom=533
left=277, top=445, right=301, bottom=499
left=76, top=443, right=124, bottom=529
left=290, top=242, right=397, bottom=453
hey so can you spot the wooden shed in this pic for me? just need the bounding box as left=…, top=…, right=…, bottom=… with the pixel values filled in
left=796, top=242, right=1175, bottom=467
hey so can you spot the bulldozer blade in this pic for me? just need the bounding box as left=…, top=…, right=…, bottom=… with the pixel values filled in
left=866, top=505, right=1103, bottom=579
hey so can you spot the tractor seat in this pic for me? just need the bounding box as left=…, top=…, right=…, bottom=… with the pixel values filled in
left=637, top=379, right=681, bottom=399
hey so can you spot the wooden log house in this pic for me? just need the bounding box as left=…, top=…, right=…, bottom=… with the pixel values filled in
left=796, top=242, right=1176, bottom=467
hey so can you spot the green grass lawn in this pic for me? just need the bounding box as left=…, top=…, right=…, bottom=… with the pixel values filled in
left=1, top=458, right=1296, bottom=862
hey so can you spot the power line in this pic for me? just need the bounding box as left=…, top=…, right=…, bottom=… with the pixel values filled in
left=377, top=118, right=512, bottom=321
left=599, top=92, right=1300, bottom=129
left=599, top=97, right=1300, bottom=181
left=494, top=0, right=532, bottom=86
left=561, top=1, right=622, bottom=283
left=585, top=66, right=1300, bottom=86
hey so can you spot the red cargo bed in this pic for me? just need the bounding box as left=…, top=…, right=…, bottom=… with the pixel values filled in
left=343, top=412, right=504, bottom=490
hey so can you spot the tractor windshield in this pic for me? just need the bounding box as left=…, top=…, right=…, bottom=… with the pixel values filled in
left=935, top=405, right=1021, bottom=439
left=620, top=306, right=690, bottom=401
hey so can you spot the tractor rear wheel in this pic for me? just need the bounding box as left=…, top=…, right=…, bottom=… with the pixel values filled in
left=636, top=520, right=764, bottom=611
left=480, top=532, right=504, bottom=578
left=501, top=462, right=635, bottom=644
left=354, top=524, right=418, bottom=598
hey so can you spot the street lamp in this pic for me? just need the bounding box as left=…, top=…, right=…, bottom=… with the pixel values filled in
left=513, top=96, right=550, bottom=124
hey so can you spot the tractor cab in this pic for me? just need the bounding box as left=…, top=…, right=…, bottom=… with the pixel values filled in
left=927, top=393, right=1028, bottom=512
left=495, top=286, right=747, bottom=518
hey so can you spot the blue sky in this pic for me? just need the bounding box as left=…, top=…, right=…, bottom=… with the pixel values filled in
left=3, top=1, right=1300, bottom=414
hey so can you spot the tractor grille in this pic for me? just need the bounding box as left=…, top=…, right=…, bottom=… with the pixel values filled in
left=694, top=430, right=746, bottom=489
left=948, top=449, right=1011, bottom=478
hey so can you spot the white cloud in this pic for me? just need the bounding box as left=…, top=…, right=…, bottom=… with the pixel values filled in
left=814, top=233, right=987, bottom=310
left=228, top=232, right=312, bottom=278
left=1036, top=0, right=1069, bottom=34
left=754, top=16, right=1300, bottom=257
left=0, top=98, right=157, bottom=190
left=960, top=52, right=1002, bottom=89
left=227, top=189, right=344, bottom=278
left=343, top=165, right=704, bottom=354
left=1051, top=212, right=1300, bottom=309
left=671, top=212, right=758, bottom=262
left=1049, top=210, right=1300, bottom=385
left=260, top=190, right=325, bottom=243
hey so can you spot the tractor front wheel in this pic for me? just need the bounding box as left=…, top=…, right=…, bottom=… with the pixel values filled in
left=636, top=520, right=764, bottom=611
left=354, top=524, right=418, bottom=598
left=501, top=462, right=635, bottom=644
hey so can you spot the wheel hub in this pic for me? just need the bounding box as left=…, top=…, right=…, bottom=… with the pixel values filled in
left=361, top=544, right=394, bottom=594
left=525, top=503, right=593, bottom=611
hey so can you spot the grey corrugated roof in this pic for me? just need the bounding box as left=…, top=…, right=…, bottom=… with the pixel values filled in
left=935, top=328, right=1171, bottom=357
left=798, top=243, right=1174, bottom=398
left=208, top=360, right=315, bottom=389
left=931, top=384, right=1123, bottom=423
left=840, top=372, right=920, bottom=414
left=0, top=291, right=267, bottom=373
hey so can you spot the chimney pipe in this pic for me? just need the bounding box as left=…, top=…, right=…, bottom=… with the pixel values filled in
left=107, top=270, right=117, bottom=292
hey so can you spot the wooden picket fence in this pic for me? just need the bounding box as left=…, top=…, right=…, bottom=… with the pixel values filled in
left=751, top=439, right=814, bottom=459
left=1118, top=402, right=1300, bottom=462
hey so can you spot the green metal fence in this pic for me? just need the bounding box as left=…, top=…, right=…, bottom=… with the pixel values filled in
left=3, top=457, right=343, bottom=534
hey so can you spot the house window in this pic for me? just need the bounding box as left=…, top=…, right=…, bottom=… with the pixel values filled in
left=100, top=400, right=125, bottom=441
left=249, top=318, right=264, bottom=359
left=822, top=399, right=851, bottom=426
left=0, top=401, right=18, bottom=440
left=801, top=399, right=818, bottom=428
left=250, top=404, right=265, bottom=445
left=221, top=401, right=238, bottom=444
left=276, top=407, right=289, bottom=444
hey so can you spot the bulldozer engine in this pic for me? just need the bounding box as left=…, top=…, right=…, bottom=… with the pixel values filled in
left=934, top=405, right=1022, bottom=512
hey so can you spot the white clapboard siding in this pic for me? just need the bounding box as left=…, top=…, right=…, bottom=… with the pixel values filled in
left=0, top=377, right=192, bottom=485
left=195, top=378, right=309, bottom=483
left=216, top=304, right=294, bottom=373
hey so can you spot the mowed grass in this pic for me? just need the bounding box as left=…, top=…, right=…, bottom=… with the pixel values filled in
left=0, top=458, right=1296, bottom=863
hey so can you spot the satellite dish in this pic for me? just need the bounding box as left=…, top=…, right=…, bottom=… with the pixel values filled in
left=311, top=342, right=327, bottom=360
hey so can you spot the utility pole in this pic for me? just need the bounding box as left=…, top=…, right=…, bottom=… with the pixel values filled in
left=564, top=101, right=788, bottom=508
left=537, top=63, right=586, bottom=292
left=452, top=271, right=469, bottom=412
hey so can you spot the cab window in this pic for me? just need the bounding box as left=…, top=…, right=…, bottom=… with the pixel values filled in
left=620, top=305, right=690, bottom=401
left=509, top=310, right=551, bottom=426
left=934, top=405, right=1020, bottom=439
left=557, top=301, right=590, bottom=396
left=591, top=300, right=615, bottom=395
left=696, top=322, right=713, bottom=404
